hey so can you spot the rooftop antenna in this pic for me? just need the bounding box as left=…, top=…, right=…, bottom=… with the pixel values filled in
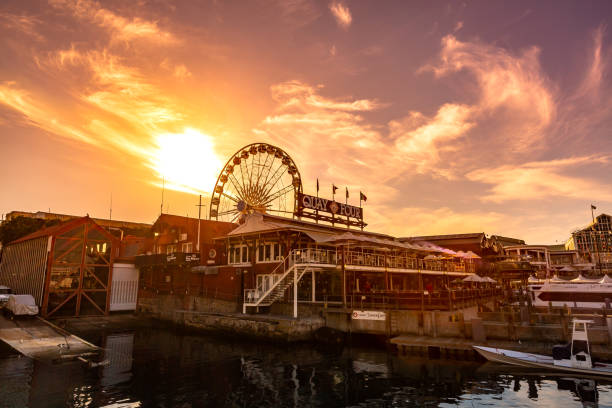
left=160, top=177, right=165, bottom=215
left=196, top=194, right=204, bottom=252
left=109, top=192, right=113, bottom=221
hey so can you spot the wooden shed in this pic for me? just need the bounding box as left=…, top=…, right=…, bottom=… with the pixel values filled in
left=0, top=216, right=117, bottom=317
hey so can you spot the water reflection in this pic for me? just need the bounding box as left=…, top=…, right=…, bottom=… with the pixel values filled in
left=1, top=326, right=612, bottom=407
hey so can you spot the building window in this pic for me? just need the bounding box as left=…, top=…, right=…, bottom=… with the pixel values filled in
left=182, top=242, right=193, bottom=253
left=257, top=241, right=286, bottom=262
left=166, top=244, right=177, bottom=255
left=229, top=244, right=249, bottom=264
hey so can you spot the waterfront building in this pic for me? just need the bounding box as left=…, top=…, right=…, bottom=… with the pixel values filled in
left=0, top=216, right=117, bottom=317
left=221, top=212, right=492, bottom=316
left=566, top=213, right=612, bottom=274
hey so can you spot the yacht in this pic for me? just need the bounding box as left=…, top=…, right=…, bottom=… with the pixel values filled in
left=528, top=275, right=612, bottom=308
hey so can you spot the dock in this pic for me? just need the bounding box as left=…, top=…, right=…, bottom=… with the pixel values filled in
left=0, top=315, right=99, bottom=363
left=390, top=334, right=612, bottom=361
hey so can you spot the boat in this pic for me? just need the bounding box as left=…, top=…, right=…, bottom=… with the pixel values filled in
left=528, top=276, right=612, bottom=308
left=473, top=319, right=612, bottom=378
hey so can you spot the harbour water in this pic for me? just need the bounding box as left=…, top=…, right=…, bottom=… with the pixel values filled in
left=1, top=324, right=611, bottom=407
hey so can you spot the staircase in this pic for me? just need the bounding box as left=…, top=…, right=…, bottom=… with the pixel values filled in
left=242, top=250, right=310, bottom=313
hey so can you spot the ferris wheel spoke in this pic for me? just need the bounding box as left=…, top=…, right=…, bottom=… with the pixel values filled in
left=230, top=212, right=242, bottom=223
left=227, top=173, right=246, bottom=200
left=255, top=152, right=272, bottom=188
left=217, top=209, right=240, bottom=216
left=262, top=164, right=289, bottom=198
left=260, top=156, right=278, bottom=191
left=221, top=192, right=240, bottom=203
left=261, top=184, right=294, bottom=206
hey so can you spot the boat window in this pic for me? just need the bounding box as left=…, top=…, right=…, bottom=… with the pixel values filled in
left=572, top=340, right=589, bottom=355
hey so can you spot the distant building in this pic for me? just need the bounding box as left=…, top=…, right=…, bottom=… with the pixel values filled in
left=566, top=213, right=612, bottom=274
left=3, top=210, right=152, bottom=238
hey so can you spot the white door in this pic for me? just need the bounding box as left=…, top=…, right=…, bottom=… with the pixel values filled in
left=110, top=263, right=139, bottom=311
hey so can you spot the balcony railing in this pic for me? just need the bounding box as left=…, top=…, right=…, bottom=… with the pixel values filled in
left=288, top=248, right=475, bottom=274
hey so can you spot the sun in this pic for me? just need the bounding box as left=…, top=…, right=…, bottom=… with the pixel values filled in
left=149, top=128, right=223, bottom=195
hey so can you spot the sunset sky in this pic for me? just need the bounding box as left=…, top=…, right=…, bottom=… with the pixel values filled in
left=1, top=0, right=611, bottom=244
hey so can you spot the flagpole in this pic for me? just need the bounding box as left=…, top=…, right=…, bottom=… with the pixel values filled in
left=345, top=187, right=349, bottom=230
left=315, top=178, right=319, bottom=224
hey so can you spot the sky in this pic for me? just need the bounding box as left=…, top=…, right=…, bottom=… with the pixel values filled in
left=1, top=0, right=611, bottom=244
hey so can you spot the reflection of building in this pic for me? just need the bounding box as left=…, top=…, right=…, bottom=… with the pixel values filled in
left=566, top=213, right=612, bottom=274
left=0, top=216, right=117, bottom=317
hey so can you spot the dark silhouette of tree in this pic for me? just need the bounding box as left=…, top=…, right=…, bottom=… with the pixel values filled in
left=0, top=216, right=61, bottom=245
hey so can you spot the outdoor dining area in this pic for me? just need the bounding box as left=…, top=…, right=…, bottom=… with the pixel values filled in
left=345, top=271, right=501, bottom=311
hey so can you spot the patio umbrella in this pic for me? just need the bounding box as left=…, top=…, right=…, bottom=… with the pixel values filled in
left=599, top=275, right=612, bottom=284
left=463, top=274, right=484, bottom=282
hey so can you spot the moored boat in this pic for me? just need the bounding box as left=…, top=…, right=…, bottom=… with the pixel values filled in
left=473, top=320, right=612, bottom=378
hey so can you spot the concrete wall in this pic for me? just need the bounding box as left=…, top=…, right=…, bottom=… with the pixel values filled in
left=138, top=293, right=239, bottom=320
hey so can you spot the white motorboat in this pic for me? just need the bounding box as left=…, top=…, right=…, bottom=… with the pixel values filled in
left=528, top=279, right=612, bottom=308
left=473, top=320, right=612, bottom=378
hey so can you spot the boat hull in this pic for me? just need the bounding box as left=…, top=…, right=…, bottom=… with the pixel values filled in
left=473, top=346, right=612, bottom=378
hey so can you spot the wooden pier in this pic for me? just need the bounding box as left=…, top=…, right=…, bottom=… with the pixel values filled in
left=0, top=315, right=99, bottom=363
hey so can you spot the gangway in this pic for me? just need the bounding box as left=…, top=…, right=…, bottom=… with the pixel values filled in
left=0, top=314, right=99, bottom=363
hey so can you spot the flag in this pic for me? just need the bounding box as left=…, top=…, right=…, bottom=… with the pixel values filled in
left=316, top=178, right=319, bottom=193
left=591, top=204, right=597, bottom=210
left=345, top=187, right=349, bottom=199
left=332, top=184, right=338, bottom=194
left=360, top=192, right=367, bottom=202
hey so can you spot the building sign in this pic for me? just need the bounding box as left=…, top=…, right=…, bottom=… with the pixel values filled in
left=296, top=193, right=366, bottom=229
left=352, top=310, right=386, bottom=321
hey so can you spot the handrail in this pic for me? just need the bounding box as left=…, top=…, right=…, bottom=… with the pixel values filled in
left=244, top=249, right=298, bottom=305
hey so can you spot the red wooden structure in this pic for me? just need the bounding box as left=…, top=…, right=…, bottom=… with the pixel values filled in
left=0, top=216, right=117, bottom=317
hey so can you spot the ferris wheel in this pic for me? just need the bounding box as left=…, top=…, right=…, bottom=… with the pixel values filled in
left=209, top=143, right=303, bottom=222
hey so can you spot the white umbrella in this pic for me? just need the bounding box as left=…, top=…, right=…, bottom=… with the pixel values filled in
left=463, top=274, right=484, bottom=282
left=599, top=275, right=612, bottom=284
left=484, top=276, right=497, bottom=283
left=528, top=275, right=540, bottom=283
left=571, top=274, right=598, bottom=283
left=464, top=251, right=481, bottom=259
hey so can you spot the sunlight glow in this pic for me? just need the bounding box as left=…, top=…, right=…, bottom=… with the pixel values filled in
left=149, top=128, right=223, bottom=195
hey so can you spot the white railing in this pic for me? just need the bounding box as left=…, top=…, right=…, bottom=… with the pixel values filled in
left=290, top=248, right=338, bottom=266
left=244, top=254, right=289, bottom=304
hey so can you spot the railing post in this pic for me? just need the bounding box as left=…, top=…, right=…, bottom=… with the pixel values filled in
left=293, top=265, right=298, bottom=318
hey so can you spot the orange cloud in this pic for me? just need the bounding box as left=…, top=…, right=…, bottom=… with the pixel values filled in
left=391, top=104, right=475, bottom=176
left=466, top=155, right=612, bottom=203
left=426, top=35, right=555, bottom=153
left=49, top=0, right=176, bottom=44
left=329, top=2, right=352, bottom=29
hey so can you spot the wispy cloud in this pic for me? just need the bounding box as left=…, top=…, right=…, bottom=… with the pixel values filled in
left=49, top=0, right=176, bottom=44
left=466, top=155, right=612, bottom=203
left=391, top=104, right=475, bottom=177
left=270, top=80, right=383, bottom=112
left=0, top=12, right=44, bottom=41
left=330, top=1, right=352, bottom=29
